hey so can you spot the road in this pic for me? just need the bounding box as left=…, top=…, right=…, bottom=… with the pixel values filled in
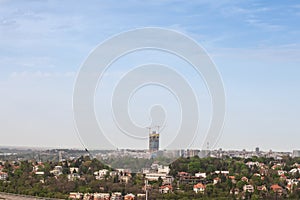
left=0, top=193, right=64, bottom=200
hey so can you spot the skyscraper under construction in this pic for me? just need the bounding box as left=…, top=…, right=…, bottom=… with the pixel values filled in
left=149, top=128, right=159, bottom=153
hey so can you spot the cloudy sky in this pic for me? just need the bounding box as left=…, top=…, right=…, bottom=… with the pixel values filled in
left=0, top=0, right=300, bottom=151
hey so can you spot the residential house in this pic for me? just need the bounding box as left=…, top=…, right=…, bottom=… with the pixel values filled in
left=245, top=161, right=259, bottom=168
left=193, top=183, right=206, bottom=193
left=195, top=172, right=206, bottom=178
left=70, top=167, right=79, bottom=174
left=93, top=193, right=110, bottom=200
left=120, top=173, right=131, bottom=184
left=214, top=170, right=229, bottom=176
left=229, top=176, right=236, bottom=184
left=94, top=169, right=109, bottom=180
left=68, top=173, right=80, bottom=181
left=213, top=177, right=221, bottom=185
left=0, top=172, right=8, bottom=180
left=124, top=193, right=135, bottom=200
left=270, top=184, right=283, bottom=195
left=257, top=185, right=267, bottom=192
left=241, top=176, right=249, bottom=183
left=50, top=166, right=63, bottom=176
left=243, top=185, right=254, bottom=193
left=159, top=185, right=172, bottom=194
left=230, top=188, right=239, bottom=195
left=110, top=192, right=122, bottom=200
left=69, top=192, right=83, bottom=199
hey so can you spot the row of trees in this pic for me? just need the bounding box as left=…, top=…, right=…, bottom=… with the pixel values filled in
left=1, top=155, right=300, bottom=199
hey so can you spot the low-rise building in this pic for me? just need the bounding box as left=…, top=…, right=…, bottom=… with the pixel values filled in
left=229, top=176, right=236, bottom=184
left=193, top=183, right=206, bottom=193
left=70, top=167, right=79, bottom=174
left=69, top=192, right=83, bottom=199
left=68, top=173, right=80, bottom=181
left=241, top=176, right=249, bottom=183
left=0, top=171, right=8, bottom=180
left=257, top=185, right=267, bottom=192
left=292, top=150, right=300, bottom=158
left=213, top=177, right=221, bottom=185
left=289, top=168, right=300, bottom=175
left=230, top=188, right=239, bottom=195
left=124, top=193, right=135, bottom=200
left=93, top=193, right=110, bottom=200
left=270, top=184, right=283, bottom=195
left=243, top=185, right=254, bottom=193
left=157, top=165, right=170, bottom=174
left=159, top=185, right=172, bottom=194
left=94, top=169, right=109, bottom=180
left=120, top=174, right=131, bottom=183
left=214, top=170, right=229, bottom=176
left=50, top=166, right=63, bottom=176
left=110, top=192, right=122, bottom=200
left=35, top=171, right=44, bottom=175
left=145, top=173, right=166, bottom=181
left=195, top=172, right=206, bottom=178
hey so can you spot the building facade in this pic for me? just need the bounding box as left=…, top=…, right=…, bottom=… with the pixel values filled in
left=292, top=150, right=300, bottom=158
left=149, top=131, right=159, bottom=153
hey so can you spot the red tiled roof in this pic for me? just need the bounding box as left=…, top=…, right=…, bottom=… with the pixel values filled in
left=271, top=184, right=282, bottom=192
left=194, top=183, right=205, bottom=189
left=160, top=185, right=172, bottom=190
left=179, top=172, right=188, bottom=175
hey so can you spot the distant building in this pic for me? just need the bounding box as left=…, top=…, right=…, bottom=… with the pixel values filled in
left=198, top=150, right=210, bottom=158
left=159, top=185, right=173, bottom=194
left=93, top=193, right=110, bottom=200
left=111, top=192, right=122, bottom=200
left=149, top=131, right=159, bottom=153
left=270, top=184, right=283, bottom=195
left=124, top=193, right=135, bottom=200
left=292, top=150, right=300, bottom=158
left=94, top=169, right=109, bottom=180
left=50, top=166, right=63, bottom=176
left=70, top=167, right=79, bottom=174
left=255, top=147, right=260, bottom=154
left=68, top=173, right=80, bottom=181
left=195, top=172, right=206, bottom=178
left=213, top=177, right=221, bottom=185
left=243, top=184, right=254, bottom=193
left=69, top=192, right=83, bottom=199
left=145, top=172, right=174, bottom=184
left=35, top=171, right=44, bottom=175
left=193, top=183, right=206, bottom=193
left=0, top=172, right=8, bottom=180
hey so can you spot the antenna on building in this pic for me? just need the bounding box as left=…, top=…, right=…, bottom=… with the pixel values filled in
left=207, top=142, right=210, bottom=150
left=156, top=125, right=160, bottom=133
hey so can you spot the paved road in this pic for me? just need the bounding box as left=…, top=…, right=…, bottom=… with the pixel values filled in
left=0, top=193, right=39, bottom=200
left=0, top=193, right=64, bottom=200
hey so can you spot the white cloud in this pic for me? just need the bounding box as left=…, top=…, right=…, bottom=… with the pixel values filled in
left=245, top=18, right=283, bottom=31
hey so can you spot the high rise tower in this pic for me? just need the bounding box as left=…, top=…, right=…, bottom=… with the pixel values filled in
left=149, top=127, right=159, bottom=153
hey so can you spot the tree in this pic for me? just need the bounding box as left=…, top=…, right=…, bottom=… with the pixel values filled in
left=237, top=180, right=247, bottom=190
left=158, top=176, right=163, bottom=187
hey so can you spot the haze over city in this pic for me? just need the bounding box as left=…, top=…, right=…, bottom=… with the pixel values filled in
left=0, top=1, right=300, bottom=151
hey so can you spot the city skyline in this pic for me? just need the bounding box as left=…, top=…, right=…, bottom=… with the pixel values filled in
left=0, top=1, right=300, bottom=151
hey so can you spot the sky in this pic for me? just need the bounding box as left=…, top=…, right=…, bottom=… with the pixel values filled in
left=0, top=0, right=300, bottom=151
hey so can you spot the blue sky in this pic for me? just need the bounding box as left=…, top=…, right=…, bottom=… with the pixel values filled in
left=0, top=0, right=300, bottom=151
